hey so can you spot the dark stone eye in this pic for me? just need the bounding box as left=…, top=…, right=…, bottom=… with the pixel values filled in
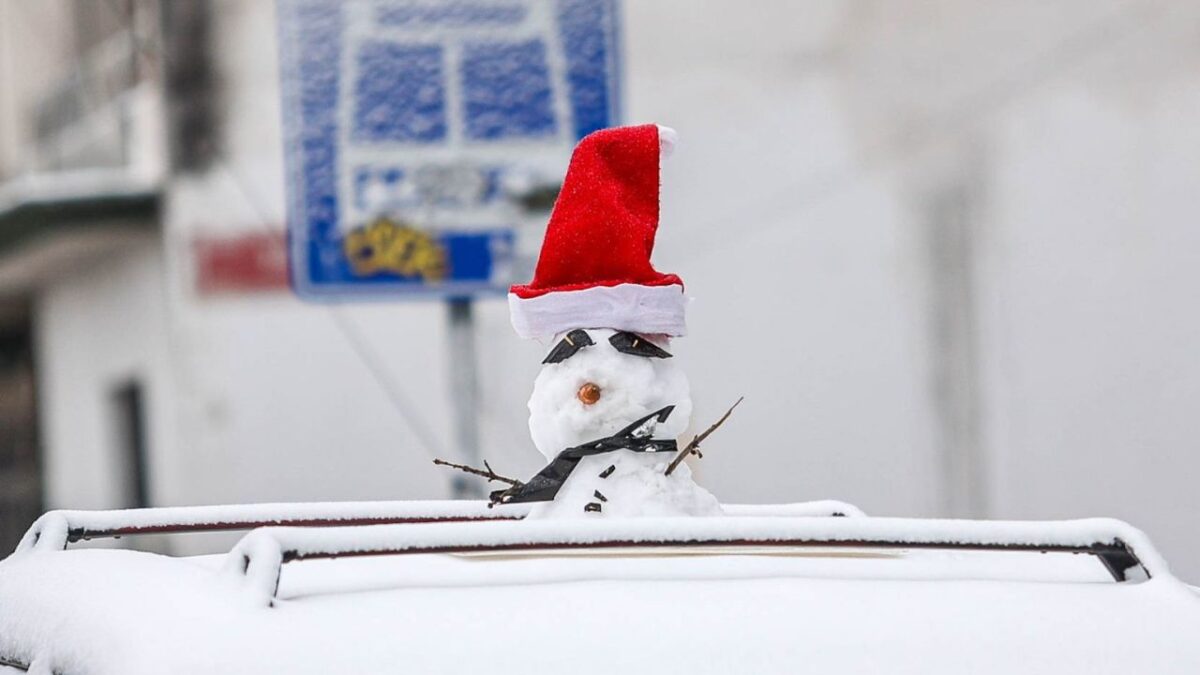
left=542, top=329, right=595, bottom=364
left=608, top=332, right=672, bottom=359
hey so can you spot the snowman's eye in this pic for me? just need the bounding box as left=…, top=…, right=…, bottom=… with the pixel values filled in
left=542, top=329, right=595, bottom=364
left=609, top=332, right=672, bottom=359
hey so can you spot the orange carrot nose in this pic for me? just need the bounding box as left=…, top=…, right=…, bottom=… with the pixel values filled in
left=577, top=382, right=602, bottom=405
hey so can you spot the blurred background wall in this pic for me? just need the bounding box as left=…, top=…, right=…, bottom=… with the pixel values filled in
left=0, top=0, right=1197, bottom=577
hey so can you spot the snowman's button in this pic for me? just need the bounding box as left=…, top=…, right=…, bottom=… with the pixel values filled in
left=599, top=465, right=616, bottom=479
left=584, top=502, right=603, bottom=513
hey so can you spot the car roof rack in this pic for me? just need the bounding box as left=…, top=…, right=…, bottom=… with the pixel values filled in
left=14, top=499, right=865, bottom=553
left=223, top=516, right=1161, bottom=606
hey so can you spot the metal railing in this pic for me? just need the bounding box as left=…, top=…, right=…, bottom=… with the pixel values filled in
left=14, top=499, right=865, bottom=554
left=8, top=502, right=1166, bottom=609
left=222, top=515, right=1161, bottom=606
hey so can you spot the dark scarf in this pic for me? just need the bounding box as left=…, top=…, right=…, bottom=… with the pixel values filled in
left=491, top=406, right=677, bottom=505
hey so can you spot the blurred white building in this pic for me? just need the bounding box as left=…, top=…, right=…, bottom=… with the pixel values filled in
left=1, top=0, right=1198, bottom=577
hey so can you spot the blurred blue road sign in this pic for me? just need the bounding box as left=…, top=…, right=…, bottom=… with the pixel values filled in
left=277, top=0, right=622, bottom=299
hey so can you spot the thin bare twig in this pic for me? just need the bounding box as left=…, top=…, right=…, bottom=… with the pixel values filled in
left=665, top=397, right=744, bottom=476
left=433, top=458, right=524, bottom=487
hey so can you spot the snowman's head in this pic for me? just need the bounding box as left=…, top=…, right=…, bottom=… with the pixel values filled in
left=527, top=328, right=692, bottom=460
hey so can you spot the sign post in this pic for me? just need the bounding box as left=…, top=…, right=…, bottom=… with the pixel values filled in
left=446, top=298, right=483, bottom=497
left=277, top=0, right=622, bottom=496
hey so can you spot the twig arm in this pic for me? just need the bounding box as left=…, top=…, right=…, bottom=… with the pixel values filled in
left=433, top=458, right=524, bottom=487
left=665, top=397, right=743, bottom=475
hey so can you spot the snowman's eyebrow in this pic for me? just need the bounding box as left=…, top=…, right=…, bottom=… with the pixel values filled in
left=609, top=332, right=672, bottom=359
left=542, top=329, right=595, bottom=364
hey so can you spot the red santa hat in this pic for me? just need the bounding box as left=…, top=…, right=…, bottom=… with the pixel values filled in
left=509, top=123, right=686, bottom=340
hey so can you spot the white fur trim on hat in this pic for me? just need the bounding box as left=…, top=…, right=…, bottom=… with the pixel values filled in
left=656, top=125, right=677, bottom=159
left=509, top=283, right=688, bottom=340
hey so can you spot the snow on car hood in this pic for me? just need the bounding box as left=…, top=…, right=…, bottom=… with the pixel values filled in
left=3, top=540, right=1200, bottom=674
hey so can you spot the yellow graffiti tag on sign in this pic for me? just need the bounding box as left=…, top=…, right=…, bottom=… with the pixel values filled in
left=343, top=218, right=448, bottom=281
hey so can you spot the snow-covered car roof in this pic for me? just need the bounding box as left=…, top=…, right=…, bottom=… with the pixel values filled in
left=2, top=501, right=1199, bottom=674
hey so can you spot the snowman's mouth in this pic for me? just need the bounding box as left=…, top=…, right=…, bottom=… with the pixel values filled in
left=491, top=406, right=679, bottom=506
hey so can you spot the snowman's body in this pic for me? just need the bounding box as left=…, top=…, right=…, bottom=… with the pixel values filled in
left=528, top=453, right=720, bottom=518
left=524, top=328, right=722, bottom=518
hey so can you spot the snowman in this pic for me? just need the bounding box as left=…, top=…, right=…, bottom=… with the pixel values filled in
left=495, top=124, right=722, bottom=518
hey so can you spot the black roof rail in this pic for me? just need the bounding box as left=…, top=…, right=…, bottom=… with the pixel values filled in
left=13, top=500, right=864, bottom=553
left=223, top=515, right=1160, bottom=606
